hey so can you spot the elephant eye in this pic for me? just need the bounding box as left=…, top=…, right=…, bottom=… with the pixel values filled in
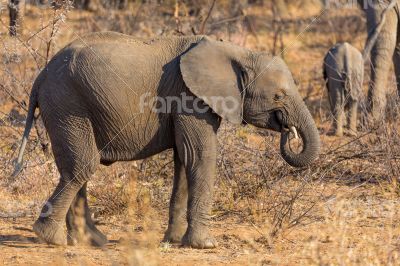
left=274, top=91, right=285, bottom=101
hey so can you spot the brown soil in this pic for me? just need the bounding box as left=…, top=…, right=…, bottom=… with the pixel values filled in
left=1, top=182, right=399, bottom=265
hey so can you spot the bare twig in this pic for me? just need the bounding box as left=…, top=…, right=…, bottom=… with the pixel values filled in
left=198, top=0, right=216, bottom=34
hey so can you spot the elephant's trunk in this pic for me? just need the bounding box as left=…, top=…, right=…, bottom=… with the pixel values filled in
left=279, top=104, right=320, bottom=168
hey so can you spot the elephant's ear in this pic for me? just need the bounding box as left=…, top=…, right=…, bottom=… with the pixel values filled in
left=180, top=37, right=247, bottom=124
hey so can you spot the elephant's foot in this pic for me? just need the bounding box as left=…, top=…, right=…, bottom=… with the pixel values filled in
left=163, top=223, right=187, bottom=243
left=33, top=218, right=66, bottom=245
left=67, top=225, right=108, bottom=247
left=182, top=228, right=218, bottom=249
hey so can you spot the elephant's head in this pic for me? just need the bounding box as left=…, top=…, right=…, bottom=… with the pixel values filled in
left=180, top=37, right=320, bottom=167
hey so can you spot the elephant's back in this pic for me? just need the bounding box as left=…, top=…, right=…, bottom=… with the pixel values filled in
left=337, top=43, right=363, bottom=81
left=64, top=35, right=181, bottom=119
left=324, top=45, right=343, bottom=78
left=325, top=43, right=345, bottom=66
left=64, top=32, right=202, bottom=97
left=37, top=32, right=201, bottom=160
left=324, top=42, right=361, bottom=76
left=343, top=43, right=363, bottom=73
left=40, top=33, right=203, bottom=113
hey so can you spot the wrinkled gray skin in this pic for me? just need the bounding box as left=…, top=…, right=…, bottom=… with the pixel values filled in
left=358, top=0, right=400, bottom=120
left=323, top=42, right=364, bottom=136
left=16, top=32, right=320, bottom=249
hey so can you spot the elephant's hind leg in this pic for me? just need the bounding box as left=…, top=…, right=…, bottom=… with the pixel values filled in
left=329, top=88, right=344, bottom=136
left=33, top=116, right=100, bottom=246
left=66, top=183, right=107, bottom=246
left=163, top=148, right=188, bottom=243
left=347, top=100, right=358, bottom=136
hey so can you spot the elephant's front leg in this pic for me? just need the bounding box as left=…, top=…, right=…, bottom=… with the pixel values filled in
left=347, top=100, right=358, bottom=136
left=329, top=89, right=344, bottom=136
left=163, top=148, right=188, bottom=243
left=182, top=151, right=217, bottom=249
left=174, top=114, right=219, bottom=249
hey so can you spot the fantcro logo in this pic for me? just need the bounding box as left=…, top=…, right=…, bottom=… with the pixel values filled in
left=139, top=92, right=240, bottom=115
left=323, top=0, right=394, bottom=9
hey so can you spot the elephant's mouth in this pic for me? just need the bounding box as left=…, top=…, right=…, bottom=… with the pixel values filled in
left=266, top=110, right=284, bottom=132
left=271, top=110, right=303, bottom=154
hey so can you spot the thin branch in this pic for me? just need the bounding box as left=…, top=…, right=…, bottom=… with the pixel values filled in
left=0, top=84, right=27, bottom=112
left=199, top=0, right=216, bottom=34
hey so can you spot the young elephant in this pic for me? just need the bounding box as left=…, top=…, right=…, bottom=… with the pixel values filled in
left=323, top=42, right=364, bottom=136
left=15, top=32, right=320, bottom=249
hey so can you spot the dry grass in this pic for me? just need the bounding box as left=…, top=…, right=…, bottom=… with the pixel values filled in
left=0, top=1, right=400, bottom=265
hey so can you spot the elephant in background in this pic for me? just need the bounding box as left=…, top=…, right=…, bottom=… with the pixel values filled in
left=323, top=42, right=364, bottom=136
left=358, top=0, right=400, bottom=120
left=15, top=32, right=320, bottom=249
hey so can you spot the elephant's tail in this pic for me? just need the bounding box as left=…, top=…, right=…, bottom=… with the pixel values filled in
left=12, top=73, right=41, bottom=177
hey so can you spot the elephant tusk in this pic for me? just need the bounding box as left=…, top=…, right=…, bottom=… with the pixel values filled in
left=290, top=126, right=299, bottom=139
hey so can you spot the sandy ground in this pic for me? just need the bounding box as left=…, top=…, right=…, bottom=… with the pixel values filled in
left=1, top=182, right=399, bottom=266
left=0, top=215, right=278, bottom=265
